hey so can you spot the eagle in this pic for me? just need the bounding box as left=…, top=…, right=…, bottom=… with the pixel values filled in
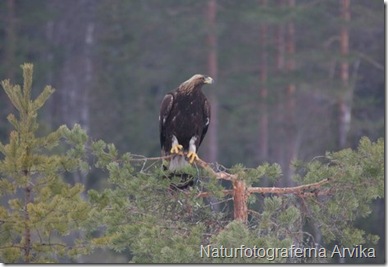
left=159, top=74, right=213, bottom=187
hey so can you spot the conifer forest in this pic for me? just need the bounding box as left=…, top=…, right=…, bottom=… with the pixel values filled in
left=0, top=0, right=384, bottom=264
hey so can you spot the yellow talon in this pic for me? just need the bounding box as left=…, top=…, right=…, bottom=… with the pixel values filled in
left=170, top=144, right=183, bottom=154
left=187, top=151, right=199, bottom=164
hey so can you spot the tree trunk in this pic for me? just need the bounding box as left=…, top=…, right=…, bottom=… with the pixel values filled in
left=23, top=180, right=32, bottom=263
left=48, top=0, right=94, bottom=133
left=257, top=0, right=269, bottom=164
left=205, top=0, right=218, bottom=164
left=47, top=0, right=95, bottom=188
left=338, top=0, right=351, bottom=149
left=205, top=0, right=220, bottom=213
left=273, top=0, right=286, bottom=186
left=233, top=179, right=248, bottom=223
left=283, top=0, right=297, bottom=186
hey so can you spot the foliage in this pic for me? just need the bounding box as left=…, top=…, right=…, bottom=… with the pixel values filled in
left=295, top=137, right=384, bottom=247
left=0, top=64, right=384, bottom=263
left=0, top=64, right=92, bottom=263
left=86, top=139, right=226, bottom=263
left=86, top=135, right=383, bottom=263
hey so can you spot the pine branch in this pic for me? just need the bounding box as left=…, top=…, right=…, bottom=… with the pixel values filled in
left=197, top=155, right=330, bottom=198
left=247, top=178, right=330, bottom=196
left=135, top=153, right=331, bottom=197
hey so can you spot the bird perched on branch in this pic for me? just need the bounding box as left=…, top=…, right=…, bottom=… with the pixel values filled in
left=159, top=74, right=213, bottom=189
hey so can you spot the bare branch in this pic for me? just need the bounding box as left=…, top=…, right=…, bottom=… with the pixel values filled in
left=196, top=190, right=233, bottom=198
left=354, top=51, right=384, bottom=71
left=195, top=157, right=235, bottom=181
left=247, top=178, right=330, bottom=195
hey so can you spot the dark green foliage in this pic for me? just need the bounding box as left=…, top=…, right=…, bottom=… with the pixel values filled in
left=87, top=139, right=228, bottom=263
left=209, top=220, right=293, bottom=263
left=295, top=137, right=384, bottom=247
left=229, top=162, right=282, bottom=184
left=86, top=136, right=383, bottom=263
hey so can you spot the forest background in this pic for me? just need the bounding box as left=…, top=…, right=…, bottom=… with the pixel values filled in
left=0, top=0, right=384, bottom=263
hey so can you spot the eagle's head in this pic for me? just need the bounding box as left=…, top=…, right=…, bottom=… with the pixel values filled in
left=179, top=74, right=213, bottom=92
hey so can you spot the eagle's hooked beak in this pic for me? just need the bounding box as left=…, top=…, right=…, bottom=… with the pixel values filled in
left=204, top=76, right=214, bottom=84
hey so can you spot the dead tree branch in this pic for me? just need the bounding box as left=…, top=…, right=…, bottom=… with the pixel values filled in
left=247, top=178, right=330, bottom=195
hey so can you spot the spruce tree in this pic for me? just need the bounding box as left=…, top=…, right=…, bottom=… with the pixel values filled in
left=0, top=64, right=92, bottom=263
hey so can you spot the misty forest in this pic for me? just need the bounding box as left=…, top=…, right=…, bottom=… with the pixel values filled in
left=0, top=0, right=384, bottom=263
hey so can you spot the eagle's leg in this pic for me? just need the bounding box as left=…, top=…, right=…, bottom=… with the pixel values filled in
left=171, top=144, right=183, bottom=154
left=187, top=136, right=199, bottom=164
left=187, top=151, right=199, bottom=164
left=170, top=135, right=183, bottom=154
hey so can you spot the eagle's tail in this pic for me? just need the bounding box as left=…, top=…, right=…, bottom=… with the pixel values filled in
left=163, top=155, right=194, bottom=190
left=168, top=154, right=189, bottom=171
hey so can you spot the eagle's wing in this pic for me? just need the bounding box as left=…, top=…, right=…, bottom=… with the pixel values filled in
left=159, top=93, right=174, bottom=152
left=199, top=98, right=211, bottom=146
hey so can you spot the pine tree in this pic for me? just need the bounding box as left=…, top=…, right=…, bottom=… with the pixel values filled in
left=87, top=136, right=383, bottom=263
left=0, top=64, right=92, bottom=263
